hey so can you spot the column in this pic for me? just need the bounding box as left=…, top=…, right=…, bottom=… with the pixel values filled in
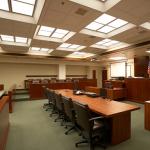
left=58, top=64, right=66, bottom=80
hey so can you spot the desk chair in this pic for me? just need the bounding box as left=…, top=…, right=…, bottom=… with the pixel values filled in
left=54, top=93, right=65, bottom=125
left=42, top=86, right=50, bottom=110
left=62, top=96, right=78, bottom=135
left=73, top=101, right=108, bottom=150
left=99, top=88, right=107, bottom=99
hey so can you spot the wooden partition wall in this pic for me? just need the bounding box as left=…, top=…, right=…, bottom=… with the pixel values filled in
left=28, top=79, right=97, bottom=99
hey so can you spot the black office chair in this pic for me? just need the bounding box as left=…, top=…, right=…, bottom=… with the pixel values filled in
left=73, top=101, right=109, bottom=150
left=43, top=86, right=51, bottom=111
left=62, top=96, right=78, bottom=135
left=99, top=88, right=107, bottom=99
left=54, top=93, right=65, bottom=125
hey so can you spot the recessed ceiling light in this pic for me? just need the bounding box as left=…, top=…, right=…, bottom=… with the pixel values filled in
left=95, top=14, right=116, bottom=24
left=55, top=29, right=69, bottom=35
left=38, top=26, right=55, bottom=36
left=109, top=57, right=126, bottom=60
left=67, top=52, right=95, bottom=58
left=85, top=22, right=104, bottom=30
left=1, top=35, right=14, bottom=42
left=102, top=40, right=119, bottom=46
left=0, top=0, right=9, bottom=11
left=108, top=19, right=128, bottom=28
left=98, top=26, right=115, bottom=33
left=11, top=0, right=34, bottom=16
left=146, top=50, right=150, bottom=53
left=31, top=47, right=40, bottom=51
left=15, top=37, right=27, bottom=43
left=141, top=22, right=150, bottom=30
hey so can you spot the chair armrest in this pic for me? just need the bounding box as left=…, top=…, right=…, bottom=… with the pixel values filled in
left=89, top=116, right=104, bottom=122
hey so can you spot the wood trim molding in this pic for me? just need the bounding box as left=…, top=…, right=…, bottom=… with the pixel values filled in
left=26, top=75, right=58, bottom=77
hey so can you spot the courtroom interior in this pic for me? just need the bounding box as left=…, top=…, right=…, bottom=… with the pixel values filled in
left=0, top=0, right=150, bottom=150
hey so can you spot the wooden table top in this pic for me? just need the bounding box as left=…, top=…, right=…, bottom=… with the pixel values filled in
left=57, top=89, right=140, bottom=117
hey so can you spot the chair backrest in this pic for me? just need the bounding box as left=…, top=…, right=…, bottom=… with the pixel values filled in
left=73, top=101, right=93, bottom=132
left=99, top=88, right=107, bottom=98
left=62, top=96, right=74, bottom=122
left=55, top=93, right=63, bottom=111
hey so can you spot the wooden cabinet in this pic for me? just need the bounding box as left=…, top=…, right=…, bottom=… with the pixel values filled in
left=107, top=88, right=127, bottom=100
left=145, top=101, right=150, bottom=130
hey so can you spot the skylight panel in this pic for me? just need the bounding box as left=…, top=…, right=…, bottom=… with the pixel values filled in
left=95, top=14, right=115, bottom=24
left=60, top=43, right=72, bottom=48
left=69, top=44, right=80, bottom=49
left=31, top=47, right=40, bottom=51
left=102, top=40, right=119, bottom=46
left=15, top=37, right=27, bottom=43
left=38, top=26, right=55, bottom=36
left=0, top=0, right=9, bottom=11
left=67, top=52, right=95, bottom=58
left=85, top=22, right=104, bottom=30
left=51, top=33, right=65, bottom=38
left=98, top=26, right=115, bottom=33
left=55, top=29, right=69, bottom=35
left=11, top=0, right=34, bottom=16
left=96, top=39, right=111, bottom=45
left=40, top=48, right=49, bottom=52
left=108, top=19, right=128, bottom=28
left=1, top=35, right=14, bottom=42
left=18, top=0, right=36, bottom=5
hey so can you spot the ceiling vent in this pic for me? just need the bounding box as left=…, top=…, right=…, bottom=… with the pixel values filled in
left=75, top=8, right=87, bottom=16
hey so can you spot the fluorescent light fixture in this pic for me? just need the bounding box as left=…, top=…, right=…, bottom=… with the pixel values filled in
left=0, top=0, right=9, bottom=11
left=146, top=50, right=150, bottom=53
left=95, top=39, right=120, bottom=47
left=95, top=14, right=115, bottom=24
left=109, top=19, right=128, bottom=28
left=59, top=43, right=72, bottom=48
left=98, top=26, right=115, bottom=33
left=85, top=22, right=104, bottom=30
left=31, top=47, right=40, bottom=51
left=102, top=40, right=119, bottom=46
left=109, top=57, right=126, bottom=60
left=1, top=35, right=14, bottom=42
left=15, top=37, right=27, bottom=43
left=11, top=0, right=34, bottom=16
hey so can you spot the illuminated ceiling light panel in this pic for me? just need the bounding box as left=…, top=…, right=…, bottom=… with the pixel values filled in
left=40, top=48, right=49, bottom=52
left=85, top=22, right=104, bottom=30
left=0, top=0, right=9, bottom=11
left=84, top=13, right=129, bottom=34
left=141, top=22, right=150, bottom=30
left=95, top=39, right=120, bottom=47
left=109, top=57, right=126, bottom=60
left=1, top=35, right=14, bottom=42
left=59, top=43, right=83, bottom=50
left=98, top=26, right=115, bottom=33
left=59, top=43, right=72, bottom=48
left=108, top=19, right=128, bottom=28
left=67, top=52, right=95, bottom=58
left=11, top=0, right=35, bottom=16
left=95, top=14, right=116, bottom=24
left=15, top=37, right=27, bottom=43
left=38, top=26, right=55, bottom=36
left=18, top=0, right=36, bottom=5
left=51, top=29, right=69, bottom=39
left=31, top=47, right=40, bottom=51
left=146, top=50, right=150, bottom=53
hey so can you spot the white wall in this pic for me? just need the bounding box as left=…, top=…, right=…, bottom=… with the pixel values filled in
left=0, top=63, right=58, bottom=90
left=66, top=65, right=87, bottom=75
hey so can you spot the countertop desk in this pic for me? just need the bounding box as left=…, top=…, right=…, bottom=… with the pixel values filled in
left=57, top=89, right=140, bottom=145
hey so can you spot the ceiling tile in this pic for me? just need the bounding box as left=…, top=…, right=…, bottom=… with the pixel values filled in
left=50, top=50, right=72, bottom=57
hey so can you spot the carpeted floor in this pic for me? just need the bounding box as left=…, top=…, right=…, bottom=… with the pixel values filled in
left=6, top=100, right=150, bottom=150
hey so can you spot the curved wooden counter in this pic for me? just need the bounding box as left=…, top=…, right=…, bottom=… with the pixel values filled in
left=0, top=96, right=9, bottom=150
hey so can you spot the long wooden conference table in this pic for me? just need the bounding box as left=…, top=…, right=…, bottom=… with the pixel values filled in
left=57, top=89, right=140, bottom=145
